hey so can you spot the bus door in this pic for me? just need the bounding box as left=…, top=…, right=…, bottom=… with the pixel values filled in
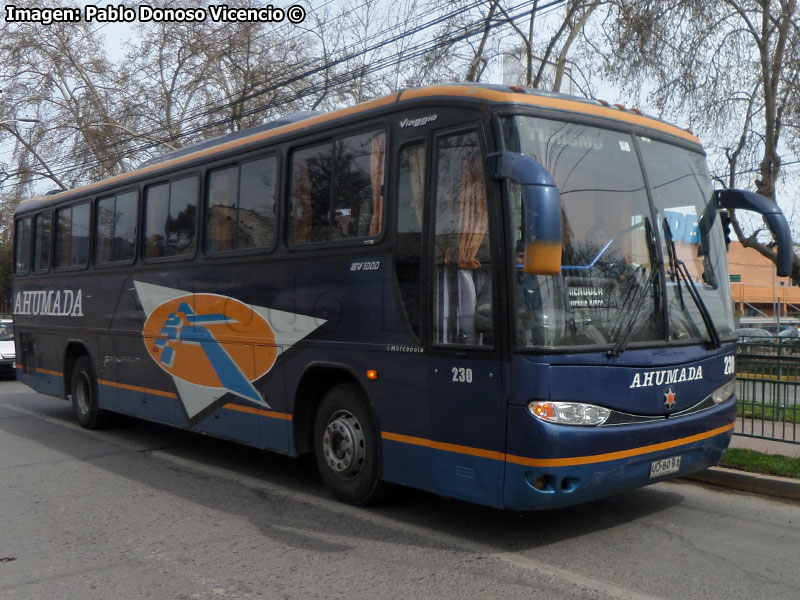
left=426, top=126, right=505, bottom=507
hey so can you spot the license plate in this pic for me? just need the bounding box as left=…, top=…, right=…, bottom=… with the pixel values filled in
left=649, top=456, right=681, bottom=478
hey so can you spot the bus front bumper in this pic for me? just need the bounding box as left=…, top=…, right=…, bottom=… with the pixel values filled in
left=502, top=398, right=737, bottom=510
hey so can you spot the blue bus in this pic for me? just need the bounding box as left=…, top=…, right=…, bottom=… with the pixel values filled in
left=12, top=84, right=793, bottom=509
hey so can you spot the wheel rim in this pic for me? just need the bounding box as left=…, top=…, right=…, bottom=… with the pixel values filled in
left=322, top=410, right=366, bottom=479
left=75, top=373, right=91, bottom=415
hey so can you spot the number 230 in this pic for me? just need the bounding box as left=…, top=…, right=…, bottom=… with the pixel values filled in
left=451, top=367, right=473, bottom=383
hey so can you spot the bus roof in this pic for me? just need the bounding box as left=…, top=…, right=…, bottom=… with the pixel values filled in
left=16, top=83, right=701, bottom=211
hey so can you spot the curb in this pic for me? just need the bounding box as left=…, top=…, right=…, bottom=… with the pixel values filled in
left=683, top=467, right=800, bottom=501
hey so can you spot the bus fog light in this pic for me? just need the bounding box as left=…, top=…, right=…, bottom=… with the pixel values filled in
left=712, top=379, right=736, bottom=404
left=528, top=401, right=610, bottom=426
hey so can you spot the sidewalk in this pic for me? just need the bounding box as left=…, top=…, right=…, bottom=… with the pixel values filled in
left=729, top=433, right=800, bottom=457
left=683, top=435, right=800, bottom=501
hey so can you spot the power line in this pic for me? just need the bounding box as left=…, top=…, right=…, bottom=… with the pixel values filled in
left=8, top=0, right=491, bottom=181
left=0, top=0, right=461, bottom=171
left=11, top=0, right=568, bottom=188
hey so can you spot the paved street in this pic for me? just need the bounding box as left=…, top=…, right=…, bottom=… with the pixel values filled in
left=2, top=379, right=800, bottom=600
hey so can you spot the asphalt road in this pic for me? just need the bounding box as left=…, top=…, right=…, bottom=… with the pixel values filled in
left=1, top=379, right=799, bottom=600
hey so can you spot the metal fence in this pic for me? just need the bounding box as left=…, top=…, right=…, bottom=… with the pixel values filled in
left=736, top=339, right=800, bottom=444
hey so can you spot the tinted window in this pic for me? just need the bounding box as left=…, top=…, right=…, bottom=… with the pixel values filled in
left=113, top=192, right=138, bottom=261
left=144, top=183, right=169, bottom=258
left=96, top=196, right=115, bottom=263
left=55, top=207, right=72, bottom=268
left=432, top=131, right=492, bottom=346
left=96, top=191, right=137, bottom=264
left=206, top=166, right=238, bottom=252
left=14, top=216, right=32, bottom=274
left=395, top=142, right=426, bottom=338
left=54, top=202, right=90, bottom=269
left=144, top=177, right=198, bottom=259
left=238, top=157, right=276, bottom=248
left=288, top=129, right=385, bottom=245
left=71, top=203, right=90, bottom=266
left=206, top=157, right=276, bottom=253
left=33, top=212, right=52, bottom=272
left=288, top=143, right=332, bottom=244
left=333, top=131, right=385, bottom=239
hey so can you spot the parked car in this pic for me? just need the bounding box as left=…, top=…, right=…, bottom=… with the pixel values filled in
left=0, top=320, right=15, bottom=378
left=778, top=326, right=800, bottom=342
left=736, top=328, right=776, bottom=343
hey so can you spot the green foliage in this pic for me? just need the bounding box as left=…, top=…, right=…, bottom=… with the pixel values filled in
left=720, top=448, right=800, bottom=479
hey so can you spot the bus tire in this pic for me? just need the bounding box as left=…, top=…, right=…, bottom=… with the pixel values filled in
left=313, top=383, right=385, bottom=505
left=71, top=356, right=111, bottom=429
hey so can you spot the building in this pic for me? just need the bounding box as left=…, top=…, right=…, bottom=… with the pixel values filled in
left=727, top=241, right=800, bottom=325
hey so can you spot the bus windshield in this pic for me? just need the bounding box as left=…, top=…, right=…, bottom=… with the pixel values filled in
left=502, top=115, right=735, bottom=350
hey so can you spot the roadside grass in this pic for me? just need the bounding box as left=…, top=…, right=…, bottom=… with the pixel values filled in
left=737, top=399, right=800, bottom=424
left=720, top=448, right=800, bottom=479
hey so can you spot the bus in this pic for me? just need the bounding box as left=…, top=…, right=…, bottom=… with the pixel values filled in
left=12, top=83, right=793, bottom=510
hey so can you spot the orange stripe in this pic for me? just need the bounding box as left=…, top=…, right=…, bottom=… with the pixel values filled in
left=222, top=403, right=292, bottom=421
left=381, top=431, right=505, bottom=461
left=382, top=422, right=734, bottom=468
left=15, top=365, right=62, bottom=376
left=399, top=85, right=700, bottom=144
left=505, top=423, right=735, bottom=467
left=97, top=379, right=178, bottom=399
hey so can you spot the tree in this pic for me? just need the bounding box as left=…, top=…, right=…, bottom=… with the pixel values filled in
left=0, top=1, right=133, bottom=190
left=603, top=0, right=800, bottom=282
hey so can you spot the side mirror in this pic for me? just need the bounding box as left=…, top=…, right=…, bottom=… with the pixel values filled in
left=714, top=189, right=793, bottom=277
left=487, top=152, right=563, bottom=275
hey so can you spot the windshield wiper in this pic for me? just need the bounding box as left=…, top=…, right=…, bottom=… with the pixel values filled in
left=662, top=217, right=721, bottom=348
left=608, top=217, right=660, bottom=357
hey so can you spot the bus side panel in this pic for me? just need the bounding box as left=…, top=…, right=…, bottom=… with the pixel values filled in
left=16, top=331, right=63, bottom=398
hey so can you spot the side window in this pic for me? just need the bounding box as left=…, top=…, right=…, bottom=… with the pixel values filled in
left=96, top=191, right=137, bottom=264
left=54, top=207, right=72, bottom=268
left=14, top=216, right=32, bottom=274
left=144, top=176, right=198, bottom=259
left=288, top=143, right=332, bottom=244
left=432, top=131, right=492, bottom=346
left=333, top=131, right=385, bottom=239
left=288, top=129, right=385, bottom=245
left=54, top=202, right=90, bottom=269
left=206, top=156, right=276, bottom=253
left=33, top=212, right=52, bottom=273
left=395, top=141, right=426, bottom=339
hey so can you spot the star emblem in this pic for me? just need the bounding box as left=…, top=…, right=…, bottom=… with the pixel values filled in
left=663, top=387, right=677, bottom=411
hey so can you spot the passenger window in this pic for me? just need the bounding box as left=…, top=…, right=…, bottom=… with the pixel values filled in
left=239, top=157, right=277, bottom=248
left=333, top=131, right=385, bottom=239
left=54, top=202, right=90, bottom=269
left=289, top=143, right=332, bottom=244
left=96, top=191, right=137, bottom=264
left=432, top=131, right=492, bottom=346
left=206, top=157, right=276, bottom=253
left=144, top=176, right=198, bottom=259
left=14, top=216, right=32, bottom=274
left=288, top=130, right=385, bottom=245
left=33, top=212, right=52, bottom=272
left=395, top=142, right=426, bottom=339
left=55, top=207, right=72, bottom=268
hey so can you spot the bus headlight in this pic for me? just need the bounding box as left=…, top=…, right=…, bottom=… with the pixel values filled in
left=528, top=401, right=611, bottom=426
left=712, top=379, right=736, bottom=404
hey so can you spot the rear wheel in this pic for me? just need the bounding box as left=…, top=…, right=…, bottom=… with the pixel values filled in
left=314, top=383, right=385, bottom=505
left=71, top=356, right=111, bottom=429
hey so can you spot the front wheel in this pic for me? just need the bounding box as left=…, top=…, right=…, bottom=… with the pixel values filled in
left=313, top=383, right=386, bottom=505
left=71, top=356, right=111, bottom=429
